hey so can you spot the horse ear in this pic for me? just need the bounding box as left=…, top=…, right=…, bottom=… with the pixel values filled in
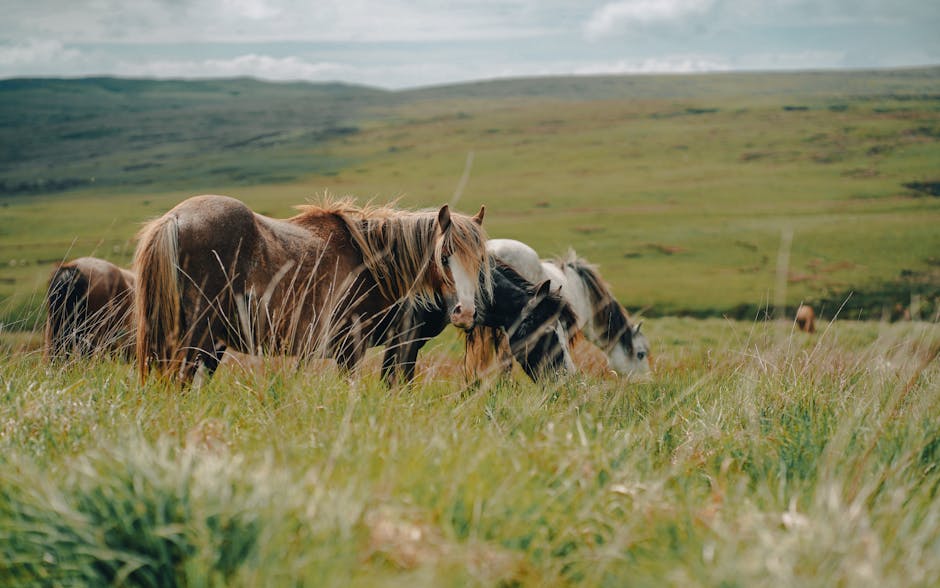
left=472, top=205, right=485, bottom=226
left=633, top=320, right=643, bottom=335
left=437, top=205, right=452, bottom=232
left=534, top=280, right=552, bottom=300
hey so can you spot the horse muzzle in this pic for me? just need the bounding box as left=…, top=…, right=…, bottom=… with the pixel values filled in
left=450, top=303, right=475, bottom=329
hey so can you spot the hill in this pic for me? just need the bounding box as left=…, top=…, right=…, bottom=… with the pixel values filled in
left=0, top=77, right=387, bottom=196
left=0, top=68, right=938, bottom=324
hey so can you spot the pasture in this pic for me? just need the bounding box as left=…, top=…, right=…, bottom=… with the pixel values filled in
left=2, top=69, right=939, bottom=324
left=1, top=69, right=939, bottom=585
left=2, top=319, right=939, bottom=585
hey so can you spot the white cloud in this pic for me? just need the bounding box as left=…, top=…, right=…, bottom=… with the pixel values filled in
left=0, top=39, right=82, bottom=67
left=115, top=54, right=348, bottom=81
left=584, top=0, right=715, bottom=39
left=226, top=0, right=281, bottom=20
left=0, top=0, right=552, bottom=44
left=572, top=55, right=730, bottom=74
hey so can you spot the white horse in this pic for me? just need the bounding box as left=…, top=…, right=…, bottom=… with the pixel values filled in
left=487, top=239, right=650, bottom=375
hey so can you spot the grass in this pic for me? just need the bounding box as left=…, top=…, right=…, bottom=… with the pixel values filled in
left=0, top=69, right=938, bottom=584
left=1, top=318, right=938, bottom=585
left=1, top=69, right=938, bottom=325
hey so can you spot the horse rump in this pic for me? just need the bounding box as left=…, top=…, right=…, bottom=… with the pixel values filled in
left=44, top=264, right=90, bottom=359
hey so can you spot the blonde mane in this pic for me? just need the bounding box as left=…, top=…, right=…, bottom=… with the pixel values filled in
left=295, top=197, right=490, bottom=303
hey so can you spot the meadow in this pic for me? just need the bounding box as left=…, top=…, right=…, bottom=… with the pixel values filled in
left=2, top=319, right=938, bottom=586
left=1, top=69, right=939, bottom=326
left=0, top=69, right=939, bottom=585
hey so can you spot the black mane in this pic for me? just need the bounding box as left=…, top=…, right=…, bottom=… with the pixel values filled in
left=564, top=256, right=634, bottom=353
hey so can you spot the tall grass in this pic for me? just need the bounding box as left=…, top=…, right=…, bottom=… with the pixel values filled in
left=0, top=318, right=938, bottom=586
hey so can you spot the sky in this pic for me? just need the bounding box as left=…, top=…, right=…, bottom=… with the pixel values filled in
left=1, top=0, right=938, bottom=89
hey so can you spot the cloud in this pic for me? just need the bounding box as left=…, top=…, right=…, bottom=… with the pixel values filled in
left=115, top=54, right=348, bottom=81
left=571, top=54, right=730, bottom=75
left=584, top=0, right=715, bottom=39
left=0, top=0, right=552, bottom=44
left=0, top=39, right=82, bottom=67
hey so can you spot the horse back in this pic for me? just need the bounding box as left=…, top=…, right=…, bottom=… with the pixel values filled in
left=487, top=239, right=544, bottom=284
left=45, top=257, right=134, bottom=359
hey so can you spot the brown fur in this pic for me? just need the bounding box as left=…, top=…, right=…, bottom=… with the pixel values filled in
left=135, top=194, right=488, bottom=382
left=796, top=304, right=816, bottom=333
left=464, top=326, right=513, bottom=382
left=44, top=257, right=136, bottom=360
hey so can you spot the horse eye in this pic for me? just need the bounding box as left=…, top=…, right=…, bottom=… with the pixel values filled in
left=442, top=255, right=450, bottom=267
left=637, top=352, right=646, bottom=360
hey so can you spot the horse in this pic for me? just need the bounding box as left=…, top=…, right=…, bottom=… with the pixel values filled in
left=795, top=304, right=816, bottom=333
left=134, top=195, right=488, bottom=383
left=483, top=239, right=651, bottom=375
left=375, top=258, right=578, bottom=386
left=44, top=257, right=136, bottom=360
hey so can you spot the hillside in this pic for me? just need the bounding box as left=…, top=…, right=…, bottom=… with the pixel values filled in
left=0, top=77, right=387, bottom=195
left=2, top=68, right=938, bottom=197
left=0, top=68, right=938, bottom=323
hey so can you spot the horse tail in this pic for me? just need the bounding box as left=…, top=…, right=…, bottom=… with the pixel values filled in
left=134, top=214, right=182, bottom=380
left=44, top=264, right=88, bottom=360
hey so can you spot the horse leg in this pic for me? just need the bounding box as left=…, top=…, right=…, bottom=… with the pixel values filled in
left=398, top=337, right=426, bottom=385
left=333, top=315, right=367, bottom=375
left=178, top=308, right=229, bottom=383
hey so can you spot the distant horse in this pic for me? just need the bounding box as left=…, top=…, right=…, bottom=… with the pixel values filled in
left=44, top=257, right=136, bottom=360
left=375, top=258, right=578, bottom=386
left=484, top=239, right=651, bottom=375
left=134, top=195, right=488, bottom=382
left=795, top=304, right=816, bottom=333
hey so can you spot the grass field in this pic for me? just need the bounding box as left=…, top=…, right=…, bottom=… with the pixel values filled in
left=1, top=319, right=938, bottom=585
left=1, top=69, right=939, bottom=585
left=1, top=69, right=939, bottom=326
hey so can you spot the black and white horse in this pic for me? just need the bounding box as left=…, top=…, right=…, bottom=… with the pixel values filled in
left=487, top=239, right=650, bottom=375
left=375, top=258, right=577, bottom=386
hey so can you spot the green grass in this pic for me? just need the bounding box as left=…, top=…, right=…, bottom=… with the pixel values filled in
left=1, top=319, right=938, bottom=585
left=1, top=68, right=939, bottom=585
left=2, top=70, right=938, bottom=326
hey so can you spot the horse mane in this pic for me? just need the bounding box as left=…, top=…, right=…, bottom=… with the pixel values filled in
left=556, top=250, right=632, bottom=349
left=493, top=258, right=579, bottom=337
left=294, top=196, right=490, bottom=303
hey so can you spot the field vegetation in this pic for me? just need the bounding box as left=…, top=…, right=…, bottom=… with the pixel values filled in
left=2, top=319, right=939, bottom=586
left=1, top=68, right=938, bottom=325
left=0, top=68, right=939, bottom=585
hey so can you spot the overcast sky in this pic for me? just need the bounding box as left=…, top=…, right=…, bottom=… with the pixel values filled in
left=1, top=0, right=937, bottom=89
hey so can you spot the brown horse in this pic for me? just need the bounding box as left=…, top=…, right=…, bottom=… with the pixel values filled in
left=795, top=304, right=816, bottom=333
left=44, top=257, right=136, bottom=360
left=134, top=195, right=488, bottom=382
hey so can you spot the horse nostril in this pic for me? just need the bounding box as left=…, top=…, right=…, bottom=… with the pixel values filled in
left=452, top=303, right=463, bottom=317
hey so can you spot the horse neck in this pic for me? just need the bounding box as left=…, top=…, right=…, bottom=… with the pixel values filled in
left=346, top=214, right=438, bottom=303
left=566, top=264, right=629, bottom=351
left=479, top=262, right=534, bottom=329
left=556, top=265, right=595, bottom=335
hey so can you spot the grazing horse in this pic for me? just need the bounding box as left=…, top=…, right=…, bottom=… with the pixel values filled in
left=484, top=239, right=651, bottom=375
left=134, top=195, right=488, bottom=382
left=375, top=258, right=578, bottom=385
left=795, top=304, right=816, bottom=333
left=44, top=257, right=136, bottom=360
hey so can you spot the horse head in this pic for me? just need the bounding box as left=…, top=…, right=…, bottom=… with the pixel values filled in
left=607, top=318, right=651, bottom=376
left=511, top=280, right=577, bottom=379
left=429, top=204, right=487, bottom=330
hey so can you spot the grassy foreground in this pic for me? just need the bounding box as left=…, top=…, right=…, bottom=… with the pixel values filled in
left=1, top=318, right=938, bottom=586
